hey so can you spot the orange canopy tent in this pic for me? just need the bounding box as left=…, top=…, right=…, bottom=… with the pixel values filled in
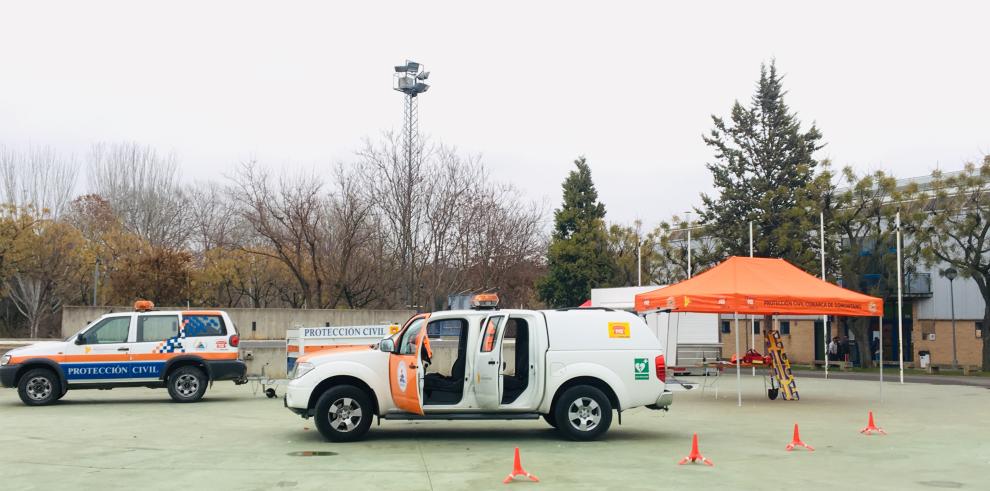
left=634, top=256, right=884, bottom=406
left=634, top=256, right=882, bottom=316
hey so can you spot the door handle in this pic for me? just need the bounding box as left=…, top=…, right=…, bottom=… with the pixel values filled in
left=488, top=360, right=497, bottom=365
left=117, top=347, right=130, bottom=352
left=409, top=364, right=418, bottom=369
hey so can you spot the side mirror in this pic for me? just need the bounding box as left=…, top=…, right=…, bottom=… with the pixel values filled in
left=74, top=335, right=85, bottom=345
left=379, top=338, right=395, bottom=353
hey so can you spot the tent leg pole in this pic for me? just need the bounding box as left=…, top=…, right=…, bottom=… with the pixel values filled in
left=879, top=314, right=884, bottom=403
left=824, top=315, right=829, bottom=380
left=735, top=312, right=741, bottom=407
left=750, top=316, right=755, bottom=377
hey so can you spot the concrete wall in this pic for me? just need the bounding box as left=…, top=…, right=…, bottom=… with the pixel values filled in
left=62, top=306, right=416, bottom=339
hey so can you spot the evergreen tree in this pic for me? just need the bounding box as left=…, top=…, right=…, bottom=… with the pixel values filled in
left=698, top=60, right=826, bottom=272
left=538, top=157, right=616, bottom=307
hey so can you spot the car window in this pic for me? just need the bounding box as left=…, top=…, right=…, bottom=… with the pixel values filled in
left=138, top=315, right=179, bottom=342
left=182, top=314, right=227, bottom=337
left=480, top=316, right=504, bottom=353
left=427, top=319, right=464, bottom=339
left=84, top=316, right=131, bottom=344
left=399, top=319, right=425, bottom=355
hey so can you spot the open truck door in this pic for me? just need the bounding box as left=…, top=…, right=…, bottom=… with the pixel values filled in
left=474, top=314, right=508, bottom=409
left=389, top=313, right=430, bottom=415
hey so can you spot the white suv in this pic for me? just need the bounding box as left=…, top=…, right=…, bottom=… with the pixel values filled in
left=285, top=306, right=672, bottom=441
left=0, top=304, right=247, bottom=406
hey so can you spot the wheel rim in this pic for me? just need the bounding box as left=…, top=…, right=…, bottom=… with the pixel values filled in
left=26, top=376, right=53, bottom=401
left=175, top=373, right=200, bottom=397
left=567, top=396, right=601, bottom=432
left=328, top=397, right=363, bottom=433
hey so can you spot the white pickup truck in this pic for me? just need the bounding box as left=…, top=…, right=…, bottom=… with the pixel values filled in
left=284, top=305, right=673, bottom=441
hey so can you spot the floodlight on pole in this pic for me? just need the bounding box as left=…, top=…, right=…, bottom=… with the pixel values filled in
left=393, top=59, right=431, bottom=308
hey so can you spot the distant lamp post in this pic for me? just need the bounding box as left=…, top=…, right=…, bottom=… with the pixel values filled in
left=944, top=267, right=959, bottom=369
left=684, top=211, right=693, bottom=279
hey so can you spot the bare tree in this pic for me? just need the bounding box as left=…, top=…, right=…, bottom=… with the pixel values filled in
left=0, top=144, right=79, bottom=218
left=231, top=162, right=330, bottom=308
left=88, top=142, right=190, bottom=250
left=188, top=180, right=239, bottom=253
left=359, top=132, right=428, bottom=308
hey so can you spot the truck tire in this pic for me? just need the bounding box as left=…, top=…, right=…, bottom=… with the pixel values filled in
left=542, top=413, right=558, bottom=429
left=314, top=385, right=374, bottom=442
left=167, top=366, right=208, bottom=403
left=17, top=368, right=62, bottom=406
left=554, top=385, right=613, bottom=441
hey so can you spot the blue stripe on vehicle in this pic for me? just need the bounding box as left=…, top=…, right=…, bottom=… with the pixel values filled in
left=61, top=362, right=166, bottom=380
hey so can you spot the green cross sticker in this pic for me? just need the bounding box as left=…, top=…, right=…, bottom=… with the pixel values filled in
left=634, top=358, right=649, bottom=380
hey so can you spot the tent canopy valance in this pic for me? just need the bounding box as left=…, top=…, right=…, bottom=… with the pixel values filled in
left=634, top=256, right=882, bottom=317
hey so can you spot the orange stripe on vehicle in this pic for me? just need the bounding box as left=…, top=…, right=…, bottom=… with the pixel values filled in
left=9, top=352, right=238, bottom=364
left=9, top=354, right=65, bottom=364
left=286, top=344, right=371, bottom=353
left=295, top=345, right=372, bottom=363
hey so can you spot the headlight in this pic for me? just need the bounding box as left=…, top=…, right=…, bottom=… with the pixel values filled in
left=293, top=362, right=315, bottom=379
left=0, top=355, right=10, bottom=366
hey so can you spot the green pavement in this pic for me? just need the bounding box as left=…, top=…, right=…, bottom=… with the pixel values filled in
left=1, top=375, right=987, bottom=490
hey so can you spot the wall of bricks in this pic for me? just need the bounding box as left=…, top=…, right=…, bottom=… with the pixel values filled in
left=912, top=319, right=983, bottom=367
left=718, top=319, right=818, bottom=364
left=717, top=315, right=985, bottom=367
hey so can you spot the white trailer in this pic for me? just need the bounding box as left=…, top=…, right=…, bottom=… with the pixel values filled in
left=591, top=287, right=721, bottom=373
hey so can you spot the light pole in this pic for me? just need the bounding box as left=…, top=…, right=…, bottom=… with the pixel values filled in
left=92, top=258, right=100, bottom=306
left=636, top=220, right=642, bottom=287
left=393, top=60, right=430, bottom=308
left=685, top=211, right=693, bottom=278
left=944, top=267, right=958, bottom=369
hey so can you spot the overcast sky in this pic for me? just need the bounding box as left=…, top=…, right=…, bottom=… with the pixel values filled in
left=1, top=1, right=987, bottom=228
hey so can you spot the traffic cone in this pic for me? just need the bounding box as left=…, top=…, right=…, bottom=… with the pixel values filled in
left=503, top=447, right=539, bottom=484
left=678, top=433, right=714, bottom=466
left=785, top=423, right=814, bottom=451
left=859, top=411, right=886, bottom=435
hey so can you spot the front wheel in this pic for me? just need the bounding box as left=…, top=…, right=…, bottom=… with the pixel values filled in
left=167, top=366, right=208, bottom=403
left=314, top=385, right=374, bottom=442
left=542, top=413, right=558, bottom=428
left=554, top=385, right=613, bottom=441
left=18, top=368, right=61, bottom=406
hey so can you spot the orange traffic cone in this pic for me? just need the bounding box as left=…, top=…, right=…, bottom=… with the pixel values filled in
left=860, top=411, right=886, bottom=435
left=678, top=433, right=714, bottom=466
left=503, top=447, right=539, bottom=484
left=785, top=423, right=814, bottom=451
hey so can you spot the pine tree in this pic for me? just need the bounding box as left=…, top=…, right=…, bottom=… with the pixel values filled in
left=538, top=157, right=616, bottom=307
left=698, top=60, right=826, bottom=272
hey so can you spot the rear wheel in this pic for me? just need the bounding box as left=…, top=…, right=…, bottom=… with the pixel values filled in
left=314, top=385, right=373, bottom=442
left=554, top=385, right=613, bottom=441
left=17, top=368, right=61, bottom=406
left=167, top=366, right=208, bottom=403
left=542, top=413, right=558, bottom=428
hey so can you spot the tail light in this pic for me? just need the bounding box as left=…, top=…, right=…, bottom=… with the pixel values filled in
left=655, top=354, right=666, bottom=382
left=229, top=335, right=240, bottom=348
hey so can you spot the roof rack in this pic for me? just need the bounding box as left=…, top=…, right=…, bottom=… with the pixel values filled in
left=555, top=307, right=615, bottom=312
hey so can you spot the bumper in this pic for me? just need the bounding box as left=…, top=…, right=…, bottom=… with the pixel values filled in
left=284, top=381, right=313, bottom=417
left=0, top=365, right=17, bottom=388
left=206, top=360, right=247, bottom=381
left=285, top=395, right=309, bottom=417
left=646, top=390, right=674, bottom=410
